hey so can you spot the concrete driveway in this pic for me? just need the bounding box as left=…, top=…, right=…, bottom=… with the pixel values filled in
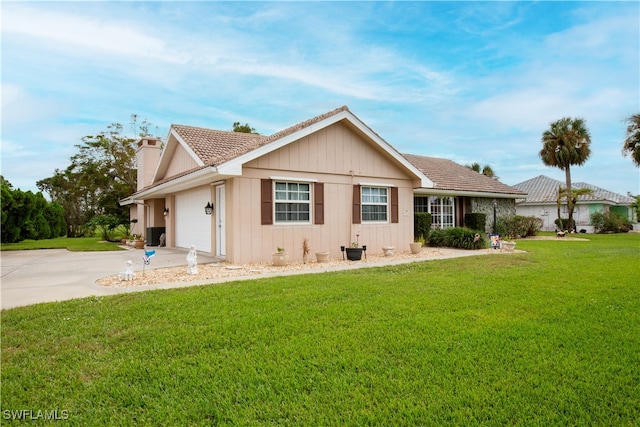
left=1, top=248, right=218, bottom=310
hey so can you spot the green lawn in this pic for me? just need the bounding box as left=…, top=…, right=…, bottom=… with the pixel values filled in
left=0, top=236, right=124, bottom=252
left=2, top=234, right=639, bottom=425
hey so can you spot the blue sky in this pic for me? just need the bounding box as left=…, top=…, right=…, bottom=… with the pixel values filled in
left=2, top=1, right=639, bottom=196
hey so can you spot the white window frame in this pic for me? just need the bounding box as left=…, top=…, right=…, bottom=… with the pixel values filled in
left=361, top=186, right=389, bottom=223
left=429, top=196, right=455, bottom=228
left=274, top=181, right=312, bottom=224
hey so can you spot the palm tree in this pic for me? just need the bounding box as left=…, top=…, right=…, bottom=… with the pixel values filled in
left=465, top=163, right=498, bottom=179
left=540, top=117, right=592, bottom=230
left=555, top=186, right=594, bottom=231
left=481, top=165, right=497, bottom=179
left=622, top=113, right=640, bottom=167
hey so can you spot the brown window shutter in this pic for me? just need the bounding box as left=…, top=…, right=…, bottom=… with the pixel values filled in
left=391, top=187, right=399, bottom=223
left=352, top=185, right=361, bottom=224
left=314, top=182, right=324, bottom=225
left=261, top=179, right=273, bottom=225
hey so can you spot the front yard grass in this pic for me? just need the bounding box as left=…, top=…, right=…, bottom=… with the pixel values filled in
left=0, top=236, right=124, bottom=252
left=2, top=233, right=639, bottom=425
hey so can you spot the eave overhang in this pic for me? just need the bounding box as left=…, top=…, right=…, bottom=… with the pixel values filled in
left=414, top=188, right=527, bottom=199
left=120, top=166, right=222, bottom=205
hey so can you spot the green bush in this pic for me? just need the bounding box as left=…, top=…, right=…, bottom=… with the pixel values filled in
left=497, top=215, right=543, bottom=238
left=590, top=211, right=632, bottom=233
left=464, top=213, right=486, bottom=232
left=414, top=212, right=432, bottom=240
left=1, top=178, right=67, bottom=243
left=427, top=227, right=485, bottom=250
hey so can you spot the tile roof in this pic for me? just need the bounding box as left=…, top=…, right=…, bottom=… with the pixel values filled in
left=171, top=125, right=267, bottom=166
left=171, top=105, right=350, bottom=166
left=513, top=175, right=635, bottom=205
left=403, top=154, right=526, bottom=196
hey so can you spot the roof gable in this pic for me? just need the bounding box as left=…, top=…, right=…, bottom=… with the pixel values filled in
left=404, top=154, right=526, bottom=197
left=176, top=106, right=432, bottom=186
left=138, top=106, right=458, bottom=198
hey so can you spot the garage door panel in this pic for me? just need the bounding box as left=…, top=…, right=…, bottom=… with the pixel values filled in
left=175, top=189, right=211, bottom=252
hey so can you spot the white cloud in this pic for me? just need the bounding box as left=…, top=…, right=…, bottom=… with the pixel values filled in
left=0, top=139, right=38, bottom=158
left=2, top=4, right=187, bottom=64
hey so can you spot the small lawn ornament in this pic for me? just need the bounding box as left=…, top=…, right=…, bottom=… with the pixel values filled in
left=143, top=249, right=156, bottom=265
left=141, top=249, right=156, bottom=276
left=187, top=245, right=198, bottom=275
left=490, top=234, right=500, bottom=250
left=118, top=260, right=136, bottom=281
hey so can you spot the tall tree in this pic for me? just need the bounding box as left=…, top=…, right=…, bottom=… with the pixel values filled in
left=555, top=185, right=594, bottom=230
left=540, top=117, right=592, bottom=230
left=37, top=119, right=155, bottom=237
left=465, top=162, right=498, bottom=179
left=232, top=122, right=259, bottom=134
left=481, top=165, right=497, bottom=179
left=1, top=176, right=66, bottom=242
left=622, top=113, right=640, bottom=167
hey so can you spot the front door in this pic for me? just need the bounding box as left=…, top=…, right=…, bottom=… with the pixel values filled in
left=216, top=185, right=226, bottom=257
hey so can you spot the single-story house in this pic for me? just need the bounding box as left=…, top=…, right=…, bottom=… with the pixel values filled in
left=513, top=175, right=637, bottom=232
left=121, top=106, right=525, bottom=263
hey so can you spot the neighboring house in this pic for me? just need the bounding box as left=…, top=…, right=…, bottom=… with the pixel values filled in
left=122, top=106, right=525, bottom=263
left=513, top=175, right=637, bottom=232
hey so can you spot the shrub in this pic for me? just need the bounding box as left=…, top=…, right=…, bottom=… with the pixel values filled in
left=414, top=212, right=432, bottom=240
left=497, top=215, right=543, bottom=238
left=464, top=213, right=486, bottom=232
left=590, top=211, right=632, bottom=233
left=427, top=227, right=485, bottom=250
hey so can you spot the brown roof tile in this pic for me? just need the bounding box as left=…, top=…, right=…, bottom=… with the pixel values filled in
left=171, top=125, right=267, bottom=166
left=172, top=105, right=351, bottom=167
left=403, top=154, right=526, bottom=195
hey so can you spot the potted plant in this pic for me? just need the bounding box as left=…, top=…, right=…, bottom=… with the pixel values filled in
left=272, top=246, right=288, bottom=266
left=315, top=251, right=330, bottom=263
left=501, top=236, right=516, bottom=252
left=341, top=234, right=366, bottom=261
left=133, top=234, right=145, bottom=249
left=345, top=243, right=364, bottom=261
left=410, top=235, right=425, bottom=254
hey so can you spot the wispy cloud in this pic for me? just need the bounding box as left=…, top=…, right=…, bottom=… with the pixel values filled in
left=3, top=4, right=185, bottom=63
left=1, top=1, right=638, bottom=195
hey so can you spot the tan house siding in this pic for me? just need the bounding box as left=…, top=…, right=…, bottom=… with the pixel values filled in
left=163, top=144, right=199, bottom=180
left=222, top=122, right=416, bottom=264
left=123, top=107, right=455, bottom=263
left=248, top=122, right=411, bottom=180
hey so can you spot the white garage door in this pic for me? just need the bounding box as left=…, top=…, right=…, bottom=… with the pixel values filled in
left=175, top=188, right=212, bottom=253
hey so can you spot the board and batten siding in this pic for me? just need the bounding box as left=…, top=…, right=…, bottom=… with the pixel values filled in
left=162, top=144, right=200, bottom=180
left=223, top=121, right=416, bottom=264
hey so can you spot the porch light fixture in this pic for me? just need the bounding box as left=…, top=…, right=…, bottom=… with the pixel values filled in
left=204, top=202, right=214, bottom=215
left=163, top=208, right=169, bottom=216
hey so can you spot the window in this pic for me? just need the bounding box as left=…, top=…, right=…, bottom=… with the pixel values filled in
left=274, top=182, right=310, bottom=223
left=414, top=196, right=455, bottom=228
left=429, top=196, right=454, bottom=228
left=414, top=196, right=429, bottom=213
left=361, top=186, right=388, bottom=222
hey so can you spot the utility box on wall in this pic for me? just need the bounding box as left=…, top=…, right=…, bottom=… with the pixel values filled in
left=146, top=227, right=166, bottom=246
